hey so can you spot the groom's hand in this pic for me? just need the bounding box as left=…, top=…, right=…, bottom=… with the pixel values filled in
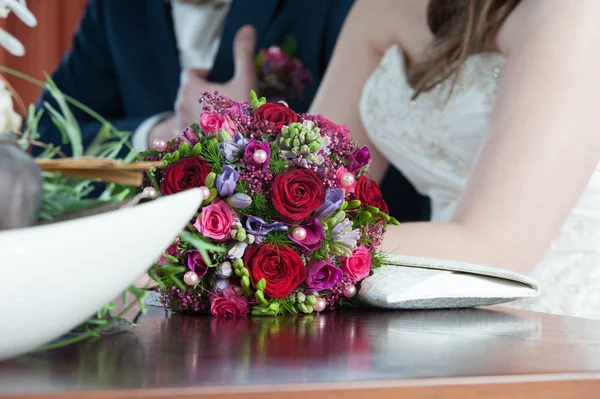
left=174, top=25, right=258, bottom=131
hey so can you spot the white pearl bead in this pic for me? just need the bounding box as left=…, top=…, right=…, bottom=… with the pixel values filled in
left=184, top=271, right=199, bottom=286
left=199, top=186, right=211, bottom=200
left=341, top=172, right=355, bottom=187
left=253, top=149, right=268, bottom=164
left=153, top=138, right=167, bottom=152
left=142, top=186, right=157, bottom=199
left=313, top=298, right=327, bottom=312
left=343, top=285, right=357, bottom=298
left=292, top=227, right=307, bottom=241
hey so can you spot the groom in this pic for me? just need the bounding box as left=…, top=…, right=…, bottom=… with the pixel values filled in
left=34, top=0, right=428, bottom=221
left=34, top=0, right=354, bottom=153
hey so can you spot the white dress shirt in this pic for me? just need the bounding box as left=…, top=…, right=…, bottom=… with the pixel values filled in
left=131, top=0, right=232, bottom=151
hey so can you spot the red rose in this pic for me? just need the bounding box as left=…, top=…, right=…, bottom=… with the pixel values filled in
left=352, top=175, right=389, bottom=214
left=160, top=157, right=212, bottom=195
left=255, top=103, right=299, bottom=130
left=245, top=243, right=306, bottom=298
left=271, top=169, right=325, bottom=221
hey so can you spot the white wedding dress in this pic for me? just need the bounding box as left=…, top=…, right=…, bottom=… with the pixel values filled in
left=360, top=45, right=600, bottom=320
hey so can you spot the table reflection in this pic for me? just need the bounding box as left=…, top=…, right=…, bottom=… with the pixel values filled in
left=2, top=306, right=598, bottom=396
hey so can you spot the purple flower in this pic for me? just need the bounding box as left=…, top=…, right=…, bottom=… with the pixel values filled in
left=181, top=127, right=200, bottom=145
left=227, top=193, right=252, bottom=209
left=314, top=188, right=344, bottom=218
left=184, top=250, right=208, bottom=278
left=217, top=261, right=233, bottom=278
left=214, top=278, right=231, bottom=293
left=223, top=102, right=243, bottom=116
left=216, top=165, right=239, bottom=197
left=347, top=145, right=371, bottom=173
left=303, top=260, right=343, bottom=291
left=332, top=219, right=361, bottom=250
left=245, top=216, right=288, bottom=236
left=289, top=217, right=325, bottom=251
left=243, top=140, right=270, bottom=171
left=219, top=132, right=248, bottom=163
left=227, top=241, right=248, bottom=260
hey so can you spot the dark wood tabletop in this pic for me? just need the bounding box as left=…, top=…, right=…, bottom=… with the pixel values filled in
left=1, top=306, right=600, bottom=399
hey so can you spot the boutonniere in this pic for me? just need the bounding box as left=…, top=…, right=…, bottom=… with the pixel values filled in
left=255, top=35, right=313, bottom=103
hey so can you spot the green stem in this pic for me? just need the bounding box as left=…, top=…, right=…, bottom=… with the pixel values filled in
left=34, top=300, right=140, bottom=352
left=0, top=66, right=114, bottom=130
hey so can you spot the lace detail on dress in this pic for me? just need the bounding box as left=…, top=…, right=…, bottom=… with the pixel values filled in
left=359, top=45, right=600, bottom=319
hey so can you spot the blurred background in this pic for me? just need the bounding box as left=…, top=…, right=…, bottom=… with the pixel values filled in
left=0, top=0, right=86, bottom=106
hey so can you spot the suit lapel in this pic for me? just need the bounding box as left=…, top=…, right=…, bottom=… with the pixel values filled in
left=208, top=0, right=280, bottom=82
left=145, top=0, right=181, bottom=101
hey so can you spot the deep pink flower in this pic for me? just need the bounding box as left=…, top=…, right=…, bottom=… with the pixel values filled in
left=341, top=245, right=371, bottom=281
left=193, top=200, right=234, bottom=242
left=180, top=127, right=200, bottom=145
left=319, top=116, right=347, bottom=135
left=210, top=286, right=249, bottom=317
left=156, top=242, right=179, bottom=265
left=199, top=112, right=235, bottom=136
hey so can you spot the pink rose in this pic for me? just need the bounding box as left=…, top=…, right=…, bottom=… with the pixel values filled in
left=199, top=112, right=235, bottom=136
left=341, top=245, right=371, bottom=281
left=210, top=286, right=249, bottom=317
left=193, top=200, right=234, bottom=242
left=336, top=167, right=357, bottom=193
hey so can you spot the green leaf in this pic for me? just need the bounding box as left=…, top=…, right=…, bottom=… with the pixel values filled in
left=179, top=231, right=225, bottom=266
left=256, top=278, right=267, bottom=291
left=280, top=35, right=298, bottom=57
left=254, top=51, right=265, bottom=70
left=23, top=104, right=44, bottom=143
left=250, top=90, right=267, bottom=108
left=255, top=290, right=268, bottom=306
left=160, top=265, right=186, bottom=275
left=241, top=275, right=252, bottom=295
left=347, top=200, right=361, bottom=209
left=163, top=253, right=180, bottom=263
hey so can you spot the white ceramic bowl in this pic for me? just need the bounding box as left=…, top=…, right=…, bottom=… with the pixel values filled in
left=0, top=188, right=203, bottom=360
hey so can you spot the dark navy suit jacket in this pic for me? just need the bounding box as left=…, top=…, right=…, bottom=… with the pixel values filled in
left=35, top=0, right=353, bottom=154
left=35, top=0, right=429, bottom=221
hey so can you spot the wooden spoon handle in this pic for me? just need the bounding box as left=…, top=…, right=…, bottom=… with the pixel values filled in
left=35, top=157, right=159, bottom=186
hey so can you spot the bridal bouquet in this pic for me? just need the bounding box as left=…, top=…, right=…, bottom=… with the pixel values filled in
left=255, top=36, right=312, bottom=102
left=139, top=91, right=398, bottom=317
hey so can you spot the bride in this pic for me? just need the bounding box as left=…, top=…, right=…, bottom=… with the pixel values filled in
left=310, top=0, right=600, bottom=319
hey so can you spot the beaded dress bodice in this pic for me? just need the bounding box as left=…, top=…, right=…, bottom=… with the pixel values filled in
left=359, top=45, right=600, bottom=319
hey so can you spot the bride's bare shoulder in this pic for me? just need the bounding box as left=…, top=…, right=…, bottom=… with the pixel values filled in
left=347, top=0, right=431, bottom=55
left=499, top=0, right=600, bottom=55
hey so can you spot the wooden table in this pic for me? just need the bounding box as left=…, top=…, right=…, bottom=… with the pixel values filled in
left=1, top=306, right=600, bottom=398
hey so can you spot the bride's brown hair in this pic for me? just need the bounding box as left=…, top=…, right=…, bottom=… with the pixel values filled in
left=409, top=0, right=520, bottom=99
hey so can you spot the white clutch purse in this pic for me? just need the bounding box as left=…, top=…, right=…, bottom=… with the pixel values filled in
left=359, top=254, right=541, bottom=309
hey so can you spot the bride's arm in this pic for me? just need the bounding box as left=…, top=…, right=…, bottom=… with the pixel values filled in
left=310, top=0, right=421, bottom=183
left=317, top=0, right=600, bottom=273
left=387, top=0, right=600, bottom=272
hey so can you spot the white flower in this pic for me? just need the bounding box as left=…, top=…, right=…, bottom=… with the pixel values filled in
left=0, top=80, right=21, bottom=133
left=0, top=0, right=37, bottom=56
